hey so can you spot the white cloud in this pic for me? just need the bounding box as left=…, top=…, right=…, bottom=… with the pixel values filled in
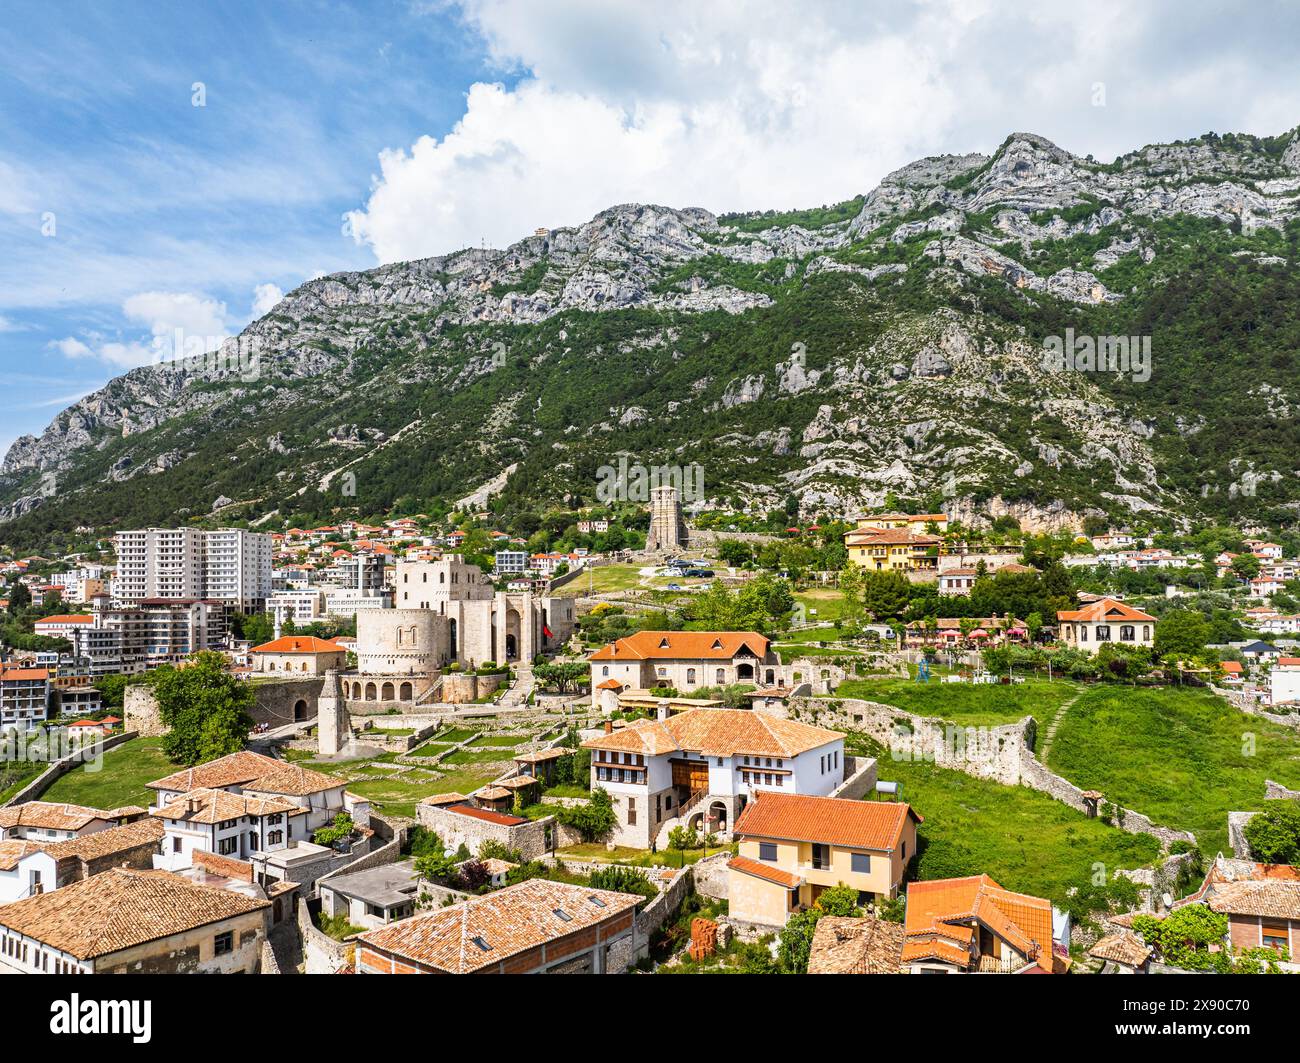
left=251, top=282, right=285, bottom=318
left=52, top=291, right=231, bottom=370
left=345, top=0, right=1300, bottom=263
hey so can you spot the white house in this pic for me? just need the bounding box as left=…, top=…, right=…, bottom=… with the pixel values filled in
left=0, top=801, right=146, bottom=843
left=1055, top=598, right=1156, bottom=653
left=588, top=630, right=784, bottom=708
left=146, top=750, right=367, bottom=835
left=1270, top=657, right=1300, bottom=707
left=150, top=788, right=310, bottom=871
left=580, top=708, right=847, bottom=849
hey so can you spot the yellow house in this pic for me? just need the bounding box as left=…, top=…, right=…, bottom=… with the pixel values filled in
left=853, top=512, right=949, bottom=533
left=843, top=527, right=943, bottom=572
left=727, top=792, right=922, bottom=927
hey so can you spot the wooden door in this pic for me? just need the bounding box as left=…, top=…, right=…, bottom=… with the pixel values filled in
left=672, top=759, right=709, bottom=792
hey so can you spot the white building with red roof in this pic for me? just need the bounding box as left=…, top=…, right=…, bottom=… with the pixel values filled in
left=1055, top=597, right=1156, bottom=653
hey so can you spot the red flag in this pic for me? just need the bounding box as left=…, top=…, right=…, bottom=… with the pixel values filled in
left=543, top=624, right=554, bottom=639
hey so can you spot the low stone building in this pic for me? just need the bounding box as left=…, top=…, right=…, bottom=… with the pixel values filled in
left=0, top=867, right=271, bottom=974
left=355, top=878, right=641, bottom=974
left=250, top=635, right=347, bottom=675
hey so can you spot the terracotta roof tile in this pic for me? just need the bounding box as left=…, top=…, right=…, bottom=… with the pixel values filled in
left=1089, top=930, right=1152, bottom=967
left=0, top=801, right=145, bottom=833
left=581, top=708, right=842, bottom=758
left=357, top=878, right=640, bottom=973
left=250, top=636, right=346, bottom=654
left=150, top=787, right=308, bottom=825
left=0, top=867, right=269, bottom=960
left=806, top=915, right=906, bottom=974
left=147, top=750, right=345, bottom=797
left=727, top=854, right=801, bottom=889
left=588, top=630, right=769, bottom=662
left=41, top=817, right=164, bottom=863
left=1206, top=880, right=1300, bottom=920
left=734, top=792, right=921, bottom=852
left=1056, top=597, right=1156, bottom=623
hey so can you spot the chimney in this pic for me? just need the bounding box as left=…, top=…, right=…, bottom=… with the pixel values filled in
left=604, top=720, right=613, bottom=735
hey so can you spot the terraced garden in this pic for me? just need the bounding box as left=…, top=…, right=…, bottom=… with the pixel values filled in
left=832, top=676, right=1080, bottom=736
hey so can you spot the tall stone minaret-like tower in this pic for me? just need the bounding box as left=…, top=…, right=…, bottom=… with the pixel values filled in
left=645, top=484, right=687, bottom=552
left=316, top=669, right=348, bottom=756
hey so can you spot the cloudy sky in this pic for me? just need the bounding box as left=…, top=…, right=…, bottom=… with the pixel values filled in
left=3, top=0, right=1299, bottom=458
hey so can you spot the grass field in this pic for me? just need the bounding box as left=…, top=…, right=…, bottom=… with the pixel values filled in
left=467, top=734, right=530, bottom=747
left=1045, top=685, right=1300, bottom=854
left=41, top=737, right=175, bottom=809
left=853, top=736, right=1162, bottom=904
left=0, top=760, right=48, bottom=804
left=833, top=677, right=1079, bottom=736
left=343, top=767, right=500, bottom=819
left=552, top=563, right=646, bottom=596
left=441, top=747, right=521, bottom=765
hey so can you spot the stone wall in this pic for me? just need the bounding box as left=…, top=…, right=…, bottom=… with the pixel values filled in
left=830, top=754, right=878, bottom=800
left=249, top=678, right=324, bottom=727
left=298, top=899, right=352, bottom=975
left=416, top=802, right=558, bottom=861
left=124, top=685, right=165, bottom=736
left=691, top=851, right=733, bottom=900
left=441, top=672, right=505, bottom=705
left=790, top=695, right=1194, bottom=848
left=2, top=730, right=139, bottom=806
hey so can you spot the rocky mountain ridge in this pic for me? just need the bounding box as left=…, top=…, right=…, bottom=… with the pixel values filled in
left=3, top=126, right=1299, bottom=541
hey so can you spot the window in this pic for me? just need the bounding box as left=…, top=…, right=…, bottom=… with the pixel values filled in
left=1096, top=625, right=1111, bottom=642
left=218, top=837, right=238, bottom=855
left=851, top=852, right=871, bottom=874
left=759, top=842, right=777, bottom=862
left=686, top=668, right=696, bottom=685
left=213, top=931, right=234, bottom=956
left=1080, top=626, right=1088, bottom=642
left=627, top=798, right=636, bottom=826
left=1261, top=920, right=1289, bottom=951
left=811, top=843, right=830, bottom=870
left=1120, top=625, right=1135, bottom=641
left=716, top=668, right=725, bottom=684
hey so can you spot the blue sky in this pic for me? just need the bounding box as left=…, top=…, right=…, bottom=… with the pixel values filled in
left=0, top=0, right=508, bottom=454
left=3, top=0, right=1299, bottom=461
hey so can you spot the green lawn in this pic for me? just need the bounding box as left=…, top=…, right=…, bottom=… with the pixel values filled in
left=553, top=563, right=646, bottom=596
left=0, top=760, right=48, bottom=804
left=407, top=742, right=453, bottom=757
left=775, top=644, right=864, bottom=658
left=344, top=767, right=500, bottom=819
left=467, top=734, right=530, bottom=747
left=41, top=737, right=175, bottom=810
left=832, top=677, right=1079, bottom=736
left=793, top=587, right=852, bottom=623
left=1045, top=685, right=1300, bottom=854
left=853, top=735, right=1161, bottom=904
left=434, top=728, right=480, bottom=743
left=441, top=747, right=522, bottom=765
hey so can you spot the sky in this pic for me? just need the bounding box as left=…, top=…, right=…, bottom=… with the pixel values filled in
left=2, top=0, right=1299, bottom=461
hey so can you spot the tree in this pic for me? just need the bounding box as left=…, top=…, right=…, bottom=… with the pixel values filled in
left=1132, top=905, right=1229, bottom=972
left=1153, top=608, right=1211, bottom=658
left=776, top=884, right=862, bottom=973
left=153, top=650, right=256, bottom=765
left=556, top=787, right=617, bottom=841
left=1230, top=554, right=1261, bottom=581
left=861, top=570, right=911, bottom=621
left=1242, top=804, right=1300, bottom=865
left=6, top=582, right=30, bottom=614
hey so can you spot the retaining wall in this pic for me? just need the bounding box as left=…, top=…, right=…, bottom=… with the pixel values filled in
left=2, top=730, right=140, bottom=806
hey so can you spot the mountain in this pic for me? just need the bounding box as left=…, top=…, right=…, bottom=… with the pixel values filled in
left=4, top=128, right=1300, bottom=546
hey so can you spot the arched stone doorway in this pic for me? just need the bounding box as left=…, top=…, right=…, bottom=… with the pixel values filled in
left=381, top=681, right=395, bottom=701
left=399, top=681, right=413, bottom=701
left=764, top=668, right=775, bottom=685
left=293, top=699, right=309, bottom=722
left=736, top=662, right=754, bottom=681
left=707, top=801, right=728, bottom=835
left=364, top=682, right=377, bottom=701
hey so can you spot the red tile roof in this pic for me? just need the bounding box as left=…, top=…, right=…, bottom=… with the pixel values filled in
left=588, top=630, right=769, bottom=662
left=445, top=804, right=528, bottom=827
left=1056, top=597, right=1156, bottom=623
left=250, top=635, right=346, bottom=654
left=734, top=792, right=921, bottom=852
left=728, top=854, right=801, bottom=889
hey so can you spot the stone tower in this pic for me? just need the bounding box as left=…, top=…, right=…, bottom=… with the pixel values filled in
left=316, top=669, right=348, bottom=756
left=645, top=484, right=687, bottom=552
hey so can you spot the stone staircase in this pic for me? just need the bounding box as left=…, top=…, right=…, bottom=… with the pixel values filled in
left=498, top=663, right=535, bottom=708
left=1036, top=691, right=1082, bottom=761
left=653, top=787, right=710, bottom=850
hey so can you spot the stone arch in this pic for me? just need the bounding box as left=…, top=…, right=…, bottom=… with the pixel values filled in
left=765, top=668, right=775, bottom=685
left=364, top=682, right=377, bottom=701
left=381, top=682, right=395, bottom=701
left=399, top=681, right=413, bottom=701
left=708, top=800, right=728, bottom=834
left=737, top=662, right=754, bottom=680
left=293, top=699, right=308, bottom=722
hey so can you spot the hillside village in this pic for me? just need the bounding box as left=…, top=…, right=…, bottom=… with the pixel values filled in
left=1, top=486, right=1297, bottom=977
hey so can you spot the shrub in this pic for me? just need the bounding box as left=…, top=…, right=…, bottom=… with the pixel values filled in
left=588, top=865, right=657, bottom=910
